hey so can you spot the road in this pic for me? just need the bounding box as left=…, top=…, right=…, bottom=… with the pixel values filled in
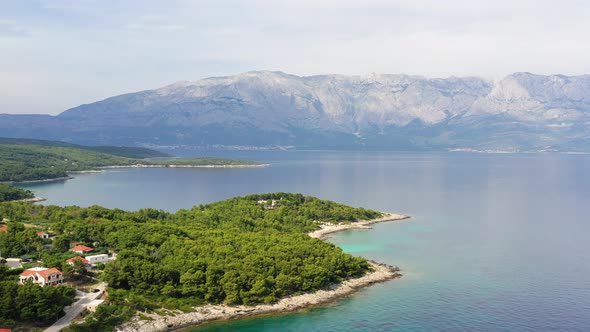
left=44, top=282, right=107, bottom=332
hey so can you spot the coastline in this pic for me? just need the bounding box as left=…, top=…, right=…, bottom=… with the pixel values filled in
left=116, top=213, right=409, bottom=332
left=19, top=197, right=47, bottom=203
left=67, top=170, right=104, bottom=174
left=3, top=163, right=269, bottom=184
left=99, top=163, right=270, bottom=169
left=308, top=212, right=411, bottom=240
left=3, top=176, right=74, bottom=185
left=118, top=262, right=401, bottom=332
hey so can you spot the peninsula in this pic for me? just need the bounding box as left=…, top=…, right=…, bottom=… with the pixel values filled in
left=0, top=193, right=408, bottom=332
left=119, top=213, right=409, bottom=332
left=0, top=138, right=265, bottom=183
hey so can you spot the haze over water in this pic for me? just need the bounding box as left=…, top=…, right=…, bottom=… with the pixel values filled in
left=22, top=151, right=590, bottom=331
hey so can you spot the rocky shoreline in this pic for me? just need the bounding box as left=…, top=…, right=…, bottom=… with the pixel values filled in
left=117, top=262, right=401, bottom=332
left=19, top=197, right=47, bottom=203
left=116, top=213, right=409, bottom=332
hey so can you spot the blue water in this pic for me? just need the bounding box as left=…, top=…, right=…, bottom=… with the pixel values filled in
left=21, top=151, right=590, bottom=331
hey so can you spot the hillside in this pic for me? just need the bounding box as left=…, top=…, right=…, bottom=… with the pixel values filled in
left=0, top=193, right=385, bottom=330
left=1, top=71, right=590, bottom=151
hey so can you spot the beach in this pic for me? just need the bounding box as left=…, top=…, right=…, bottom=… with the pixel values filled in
left=117, top=213, right=409, bottom=332
left=308, top=212, right=410, bottom=240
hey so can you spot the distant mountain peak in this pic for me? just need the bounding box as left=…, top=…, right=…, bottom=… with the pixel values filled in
left=1, top=71, right=590, bottom=152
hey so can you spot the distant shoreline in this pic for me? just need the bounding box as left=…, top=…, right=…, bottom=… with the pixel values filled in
left=3, top=176, right=74, bottom=185
left=5, top=163, right=270, bottom=184
left=98, top=163, right=270, bottom=169
left=117, top=213, right=409, bottom=332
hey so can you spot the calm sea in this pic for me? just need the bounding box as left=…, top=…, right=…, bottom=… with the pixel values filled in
left=21, top=151, right=590, bottom=331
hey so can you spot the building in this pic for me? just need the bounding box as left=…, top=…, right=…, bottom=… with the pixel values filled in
left=85, top=254, right=109, bottom=266
left=66, top=256, right=90, bottom=266
left=0, top=226, right=7, bottom=232
left=70, top=245, right=94, bottom=254
left=37, top=231, right=49, bottom=239
left=0, top=328, right=12, bottom=332
left=19, top=267, right=64, bottom=287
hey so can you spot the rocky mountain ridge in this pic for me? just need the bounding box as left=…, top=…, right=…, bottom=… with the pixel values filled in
left=1, top=71, right=589, bottom=151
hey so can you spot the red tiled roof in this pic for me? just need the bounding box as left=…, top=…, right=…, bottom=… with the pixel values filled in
left=67, top=256, right=89, bottom=264
left=20, top=269, right=38, bottom=277
left=20, top=268, right=62, bottom=280
left=0, top=328, right=12, bottom=332
left=37, top=231, right=48, bottom=235
left=0, top=226, right=7, bottom=232
left=70, top=245, right=94, bottom=253
left=36, top=268, right=62, bottom=279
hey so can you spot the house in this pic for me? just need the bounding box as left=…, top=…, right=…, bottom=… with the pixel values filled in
left=0, top=226, right=7, bottom=232
left=66, top=256, right=90, bottom=266
left=85, top=254, right=109, bottom=266
left=0, top=328, right=12, bottom=332
left=19, top=267, right=64, bottom=287
left=70, top=245, right=94, bottom=254
left=37, top=231, right=49, bottom=239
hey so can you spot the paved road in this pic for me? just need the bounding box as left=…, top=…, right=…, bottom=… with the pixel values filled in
left=44, top=282, right=106, bottom=332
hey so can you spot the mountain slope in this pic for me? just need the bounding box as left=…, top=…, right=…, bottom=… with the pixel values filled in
left=2, top=71, right=590, bottom=151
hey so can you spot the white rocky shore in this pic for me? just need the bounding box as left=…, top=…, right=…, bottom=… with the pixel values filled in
left=116, top=213, right=409, bottom=332
left=117, top=261, right=401, bottom=332
left=308, top=212, right=410, bottom=240
left=19, top=197, right=47, bottom=203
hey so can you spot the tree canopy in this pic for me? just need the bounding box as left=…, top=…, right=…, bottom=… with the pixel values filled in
left=0, top=193, right=383, bottom=329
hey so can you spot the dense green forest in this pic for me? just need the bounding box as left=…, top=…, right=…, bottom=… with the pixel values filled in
left=0, top=193, right=382, bottom=330
left=0, top=144, right=139, bottom=182
left=0, top=137, right=171, bottom=158
left=0, top=184, right=34, bottom=202
left=0, top=143, right=261, bottom=182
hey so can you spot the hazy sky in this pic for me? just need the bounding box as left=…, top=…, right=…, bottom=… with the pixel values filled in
left=2, top=0, right=590, bottom=114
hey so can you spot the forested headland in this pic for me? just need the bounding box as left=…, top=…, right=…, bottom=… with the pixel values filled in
left=0, top=193, right=383, bottom=331
left=0, top=139, right=262, bottom=182
left=0, top=184, right=34, bottom=202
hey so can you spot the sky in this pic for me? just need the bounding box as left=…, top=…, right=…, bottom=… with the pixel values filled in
left=2, top=0, right=590, bottom=115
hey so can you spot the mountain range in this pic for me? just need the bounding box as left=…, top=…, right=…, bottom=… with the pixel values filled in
left=2, top=71, right=590, bottom=151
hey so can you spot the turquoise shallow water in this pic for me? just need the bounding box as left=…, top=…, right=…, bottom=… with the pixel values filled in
left=21, top=151, right=590, bottom=331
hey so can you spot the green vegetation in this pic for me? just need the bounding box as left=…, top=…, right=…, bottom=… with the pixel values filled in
left=0, top=143, right=262, bottom=182
left=0, top=193, right=382, bottom=329
left=0, top=184, right=34, bottom=202
left=0, top=273, right=76, bottom=328
left=0, top=137, right=171, bottom=158
left=0, top=144, right=139, bottom=182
